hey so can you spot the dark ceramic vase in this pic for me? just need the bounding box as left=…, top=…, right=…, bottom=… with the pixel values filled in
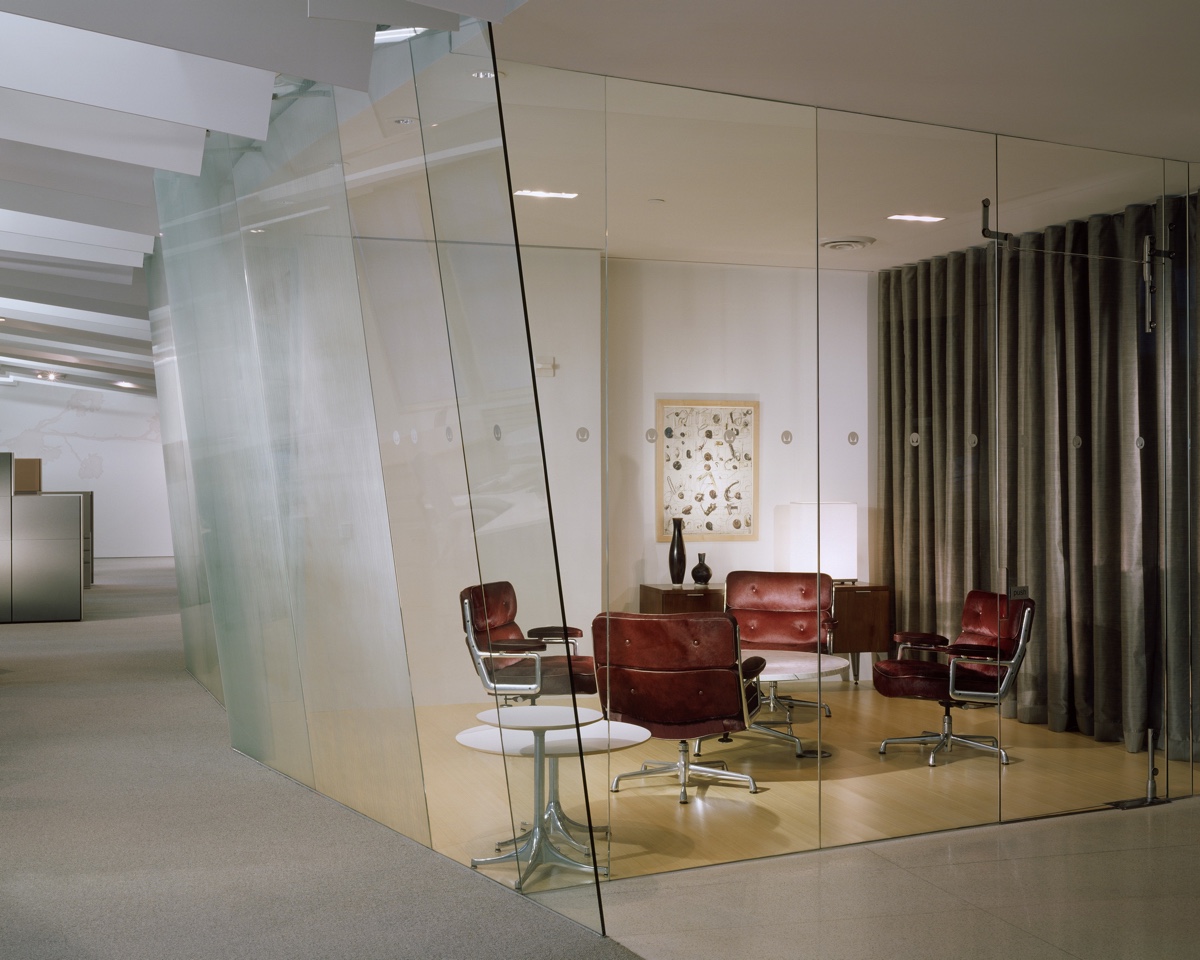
left=668, top=517, right=686, bottom=585
left=691, top=552, right=712, bottom=585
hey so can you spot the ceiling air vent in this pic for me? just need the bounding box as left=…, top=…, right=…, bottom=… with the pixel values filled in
left=819, top=236, right=876, bottom=251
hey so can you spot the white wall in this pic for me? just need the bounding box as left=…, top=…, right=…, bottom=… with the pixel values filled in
left=604, top=258, right=872, bottom=609
left=0, top=381, right=172, bottom=557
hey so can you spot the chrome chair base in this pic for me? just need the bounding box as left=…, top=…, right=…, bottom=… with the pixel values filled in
left=879, top=708, right=1010, bottom=766
left=611, top=739, right=758, bottom=804
left=760, top=679, right=831, bottom=718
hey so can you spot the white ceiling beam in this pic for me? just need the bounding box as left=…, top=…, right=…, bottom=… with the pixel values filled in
left=0, top=210, right=153, bottom=255
left=0, top=0, right=376, bottom=92
left=308, top=0, right=460, bottom=30
left=0, top=231, right=144, bottom=268
left=0, top=87, right=206, bottom=175
left=0, top=176, right=158, bottom=239
left=0, top=12, right=274, bottom=141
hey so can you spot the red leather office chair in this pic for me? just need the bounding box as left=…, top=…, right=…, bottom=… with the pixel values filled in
left=460, top=581, right=597, bottom=703
left=592, top=611, right=765, bottom=803
left=725, top=570, right=836, bottom=719
left=872, top=590, right=1035, bottom=765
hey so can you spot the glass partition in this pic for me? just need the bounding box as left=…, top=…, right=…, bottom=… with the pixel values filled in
left=993, top=139, right=1192, bottom=818
left=158, top=24, right=1200, bottom=919
left=817, top=109, right=1002, bottom=840
left=336, top=23, right=604, bottom=924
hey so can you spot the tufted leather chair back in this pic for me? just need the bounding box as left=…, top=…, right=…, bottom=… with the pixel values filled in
left=724, top=570, right=834, bottom=653
left=460, top=581, right=533, bottom=652
left=592, top=611, right=762, bottom=741
left=951, top=590, right=1032, bottom=657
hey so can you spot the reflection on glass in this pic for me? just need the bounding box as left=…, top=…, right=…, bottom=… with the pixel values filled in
left=340, top=23, right=604, bottom=924
left=600, top=77, right=822, bottom=870
left=821, top=108, right=1002, bottom=840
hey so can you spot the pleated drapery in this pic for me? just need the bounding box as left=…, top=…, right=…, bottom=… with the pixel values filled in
left=878, top=198, right=1195, bottom=757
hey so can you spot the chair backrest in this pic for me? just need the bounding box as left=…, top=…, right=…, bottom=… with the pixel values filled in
left=591, top=611, right=755, bottom=740
left=460, top=581, right=527, bottom=653
left=724, top=570, right=834, bottom=652
left=948, top=591, right=1036, bottom=701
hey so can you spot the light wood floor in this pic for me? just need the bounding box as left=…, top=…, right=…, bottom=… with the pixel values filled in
left=419, top=677, right=1195, bottom=892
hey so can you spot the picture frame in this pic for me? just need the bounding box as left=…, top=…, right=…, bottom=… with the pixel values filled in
left=655, top=398, right=759, bottom=541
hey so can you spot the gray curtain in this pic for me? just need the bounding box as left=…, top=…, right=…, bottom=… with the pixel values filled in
left=878, top=198, right=1195, bottom=757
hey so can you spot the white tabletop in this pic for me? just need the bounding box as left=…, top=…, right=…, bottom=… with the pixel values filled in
left=475, top=705, right=604, bottom=731
left=457, top=720, right=650, bottom=758
left=755, top=649, right=851, bottom=682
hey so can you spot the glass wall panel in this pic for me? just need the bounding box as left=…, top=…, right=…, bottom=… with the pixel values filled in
left=158, top=74, right=428, bottom=842
left=338, top=24, right=604, bottom=925
left=994, top=138, right=1187, bottom=819
left=156, top=136, right=315, bottom=785
left=598, top=78, right=820, bottom=872
left=146, top=247, right=221, bottom=703
left=819, top=109, right=1002, bottom=840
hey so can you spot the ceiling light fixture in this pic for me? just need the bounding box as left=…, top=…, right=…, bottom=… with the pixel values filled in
left=374, top=27, right=428, bottom=45
left=114, top=381, right=137, bottom=389
left=888, top=214, right=945, bottom=222
left=35, top=371, right=63, bottom=381
left=514, top=189, right=578, bottom=199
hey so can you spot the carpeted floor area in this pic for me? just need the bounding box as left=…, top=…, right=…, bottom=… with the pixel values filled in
left=0, top=558, right=641, bottom=960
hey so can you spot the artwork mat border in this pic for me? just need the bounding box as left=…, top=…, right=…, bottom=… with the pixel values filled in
left=655, top=397, right=760, bottom=543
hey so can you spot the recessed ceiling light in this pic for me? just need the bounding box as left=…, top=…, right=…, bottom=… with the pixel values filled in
left=249, top=228, right=265, bottom=234
left=514, top=189, right=578, bottom=199
left=114, top=381, right=137, bottom=389
left=888, top=214, right=945, bottom=222
left=35, top=371, right=63, bottom=381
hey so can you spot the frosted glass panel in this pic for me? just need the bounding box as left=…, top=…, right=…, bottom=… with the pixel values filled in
left=146, top=247, right=221, bottom=703
left=157, top=77, right=428, bottom=842
left=156, top=138, right=313, bottom=783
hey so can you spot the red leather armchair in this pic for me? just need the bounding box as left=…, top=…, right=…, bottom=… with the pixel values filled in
left=593, top=611, right=765, bottom=803
left=725, top=570, right=836, bottom=719
left=460, top=581, right=597, bottom=703
left=872, top=590, right=1035, bottom=765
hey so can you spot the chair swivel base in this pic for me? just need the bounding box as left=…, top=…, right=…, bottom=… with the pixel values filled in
left=611, top=739, right=758, bottom=804
left=878, top=704, right=1010, bottom=766
left=761, top=680, right=831, bottom=718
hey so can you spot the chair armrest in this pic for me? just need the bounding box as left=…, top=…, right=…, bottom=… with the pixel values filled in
left=948, top=653, right=1012, bottom=703
left=475, top=650, right=543, bottom=696
left=894, top=631, right=950, bottom=659
left=740, top=656, right=766, bottom=681
left=527, top=625, right=583, bottom=639
left=527, top=625, right=582, bottom=653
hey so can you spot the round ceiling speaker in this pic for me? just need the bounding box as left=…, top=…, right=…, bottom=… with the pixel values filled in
left=819, top=236, right=876, bottom=251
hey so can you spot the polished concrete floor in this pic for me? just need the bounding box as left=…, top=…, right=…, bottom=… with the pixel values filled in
left=577, top=795, right=1200, bottom=960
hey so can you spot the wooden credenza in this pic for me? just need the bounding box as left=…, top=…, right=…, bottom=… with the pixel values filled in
left=640, top=583, right=726, bottom=614
left=832, top=582, right=892, bottom=681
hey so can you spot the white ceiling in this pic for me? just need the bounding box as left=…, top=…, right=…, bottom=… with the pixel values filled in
left=1, top=0, right=1196, bottom=395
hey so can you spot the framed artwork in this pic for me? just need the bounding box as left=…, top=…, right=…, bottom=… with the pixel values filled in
left=656, top=399, right=759, bottom=541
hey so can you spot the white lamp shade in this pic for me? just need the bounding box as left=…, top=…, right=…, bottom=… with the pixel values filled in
left=773, top=502, right=858, bottom=581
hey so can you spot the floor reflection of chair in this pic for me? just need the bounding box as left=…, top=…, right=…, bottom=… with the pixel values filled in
left=873, top=590, right=1035, bottom=766
left=456, top=707, right=650, bottom=889
left=593, top=611, right=765, bottom=804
